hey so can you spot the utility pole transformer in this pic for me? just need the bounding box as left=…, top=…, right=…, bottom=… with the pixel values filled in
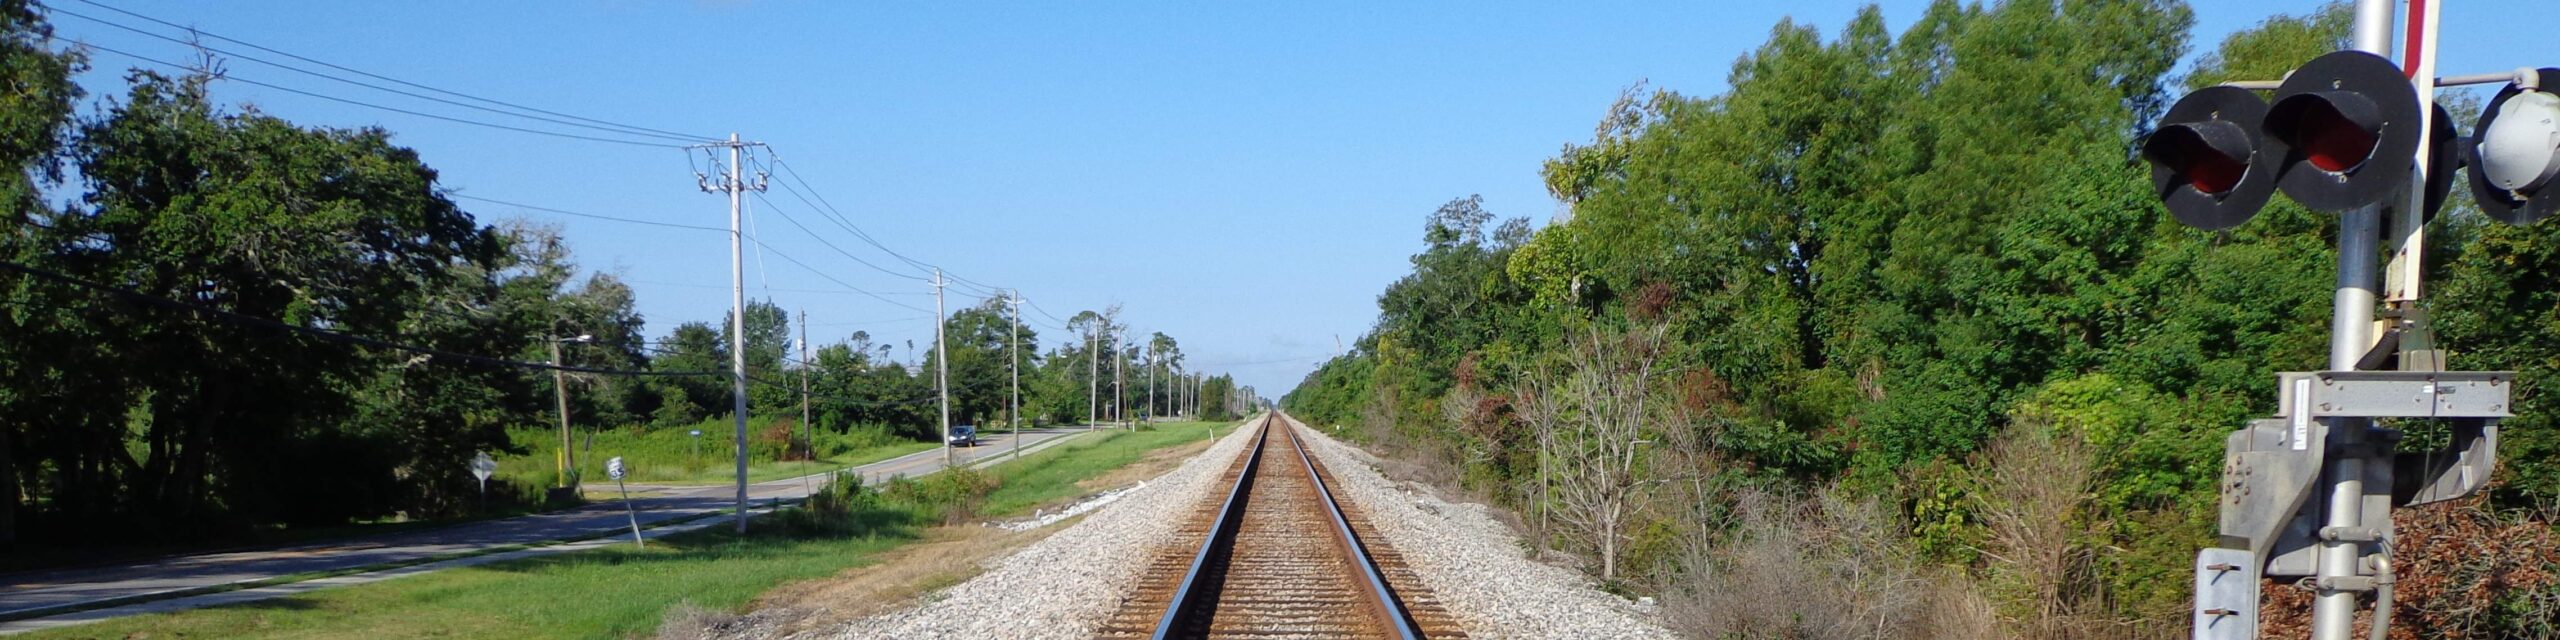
left=691, top=133, right=766, bottom=535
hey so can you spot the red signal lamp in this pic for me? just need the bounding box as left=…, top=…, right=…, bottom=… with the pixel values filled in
left=2144, top=86, right=2279, bottom=230
left=2261, top=51, right=2421, bottom=212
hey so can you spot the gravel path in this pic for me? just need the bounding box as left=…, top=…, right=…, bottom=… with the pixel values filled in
left=794, top=415, right=1266, bottom=640
left=1282, top=414, right=1679, bottom=640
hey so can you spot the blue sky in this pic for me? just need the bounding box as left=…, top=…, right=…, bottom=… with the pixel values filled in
left=45, top=0, right=2558, bottom=396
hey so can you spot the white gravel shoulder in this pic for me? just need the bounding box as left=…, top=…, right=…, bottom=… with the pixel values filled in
left=1281, top=414, right=1679, bottom=640
left=812, top=416, right=1265, bottom=640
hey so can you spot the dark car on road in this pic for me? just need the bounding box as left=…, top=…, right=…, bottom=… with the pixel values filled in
left=948, top=425, right=978, bottom=447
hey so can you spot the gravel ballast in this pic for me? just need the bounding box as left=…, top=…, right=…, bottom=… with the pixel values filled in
left=800, top=417, right=1265, bottom=640
left=1282, top=413, right=1679, bottom=640
left=720, top=412, right=1673, bottom=640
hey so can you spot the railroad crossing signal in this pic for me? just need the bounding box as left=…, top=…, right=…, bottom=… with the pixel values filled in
left=2262, top=51, right=2424, bottom=213
left=2146, top=51, right=2439, bottom=228
left=2469, top=68, right=2560, bottom=225
left=2144, top=86, right=2278, bottom=229
left=2141, top=38, right=2552, bottom=640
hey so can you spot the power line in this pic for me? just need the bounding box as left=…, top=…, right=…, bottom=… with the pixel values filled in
left=758, top=154, right=1096, bottom=318
left=1022, top=297, right=1075, bottom=325
left=622, top=279, right=929, bottom=297
left=765, top=155, right=941, bottom=275
left=78, top=42, right=684, bottom=148
left=0, top=258, right=715, bottom=377
left=451, top=194, right=724, bottom=232
left=809, top=316, right=931, bottom=327
left=47, top=0, right=720, bottom=143
left=744, top=238, right=934, bottom=314
left=760, top=156, right=1011, bottom=298
left=45, top=4, right=714, bottom=144
left=747, top=190, right=928, bottom=283
left=638, top=343, right=936, bottom=409
left=1193, top=354, right=1332, bottom=368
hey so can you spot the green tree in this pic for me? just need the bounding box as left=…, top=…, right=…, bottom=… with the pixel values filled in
left=0, top=0, right=88, bottom=544
left=30, top=69, right=508, bottom=532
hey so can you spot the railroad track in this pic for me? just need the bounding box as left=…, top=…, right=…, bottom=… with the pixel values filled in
left=1098, top=415, right=1465, bottom=639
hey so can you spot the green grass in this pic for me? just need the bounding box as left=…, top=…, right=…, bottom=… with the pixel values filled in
left=17, top=420, right=1236, bottom=640
left=498, top=417, right=935, bottom=487
left=21, top=507, right=926, bottom=640
left=976, top=420, right=1234, bottom=517
left=584, top=441, right=936, bottom=490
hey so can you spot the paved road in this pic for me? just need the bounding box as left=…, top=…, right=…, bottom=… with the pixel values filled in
left=0, top=426, right=1097, bottom=624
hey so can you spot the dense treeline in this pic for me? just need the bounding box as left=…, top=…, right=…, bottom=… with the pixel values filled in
left=1286, top=0, right=2559, bottom=635
left=0, top=2, right=1222, bottom=548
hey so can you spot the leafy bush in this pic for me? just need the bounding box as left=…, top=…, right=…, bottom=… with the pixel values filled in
left=494, top=418, right=917, bottom=487
left=779, top=471, right=882, bottom=535
left=879, top=468, right=1002, bottom=525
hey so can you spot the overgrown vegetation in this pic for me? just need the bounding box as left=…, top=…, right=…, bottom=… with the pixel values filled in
left=17, top=477, right=925, bottom=640
left=0, top=0, right=1237, bottom=554
left=975, top=421, right=1229, bottom=516
left=1285, top=1, right=2560, bottom=636
left=494, top=416, right=930, bottom=487
left=14, top=418, right=1230, bottom=639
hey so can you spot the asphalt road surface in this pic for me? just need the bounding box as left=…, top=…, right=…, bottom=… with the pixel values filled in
left=0, top=426, right=1096, bottom=625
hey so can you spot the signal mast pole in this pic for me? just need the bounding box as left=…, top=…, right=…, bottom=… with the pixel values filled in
left=2304, top=3, right=2395, bottom=637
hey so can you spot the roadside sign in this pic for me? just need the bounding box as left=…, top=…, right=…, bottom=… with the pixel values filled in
left=470, top=452, right=496, bottom=501
left=608, top=456, right=643, bottom=549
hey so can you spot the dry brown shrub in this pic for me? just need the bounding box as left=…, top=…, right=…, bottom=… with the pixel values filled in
left=1629, top=280, right=1677, bottom=322
left=2256, top=493, right=2560, bottom=640
left=1662, top=486, right=1994, bottom=640
left=1975, top=425, right=2105, bottom=635
left=2384, top=494, right=2560, bottom=639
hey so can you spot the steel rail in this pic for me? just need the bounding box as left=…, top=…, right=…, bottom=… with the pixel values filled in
left=1282, top=418, right=1426, bottom=639
left=1146, top=414, right=1424, bottom=639
left=1149, top=415, right=1271, bottom=639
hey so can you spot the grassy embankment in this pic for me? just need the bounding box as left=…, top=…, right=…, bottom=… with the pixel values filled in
left=22, top=420, right=1240, bottom=640
left=494, top=416, right=937, bottom=488
left=0, top=420, right=933, bottom=575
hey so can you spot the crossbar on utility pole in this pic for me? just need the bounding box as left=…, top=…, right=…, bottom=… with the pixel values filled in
left=690, top=133, right=766, bottom=535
